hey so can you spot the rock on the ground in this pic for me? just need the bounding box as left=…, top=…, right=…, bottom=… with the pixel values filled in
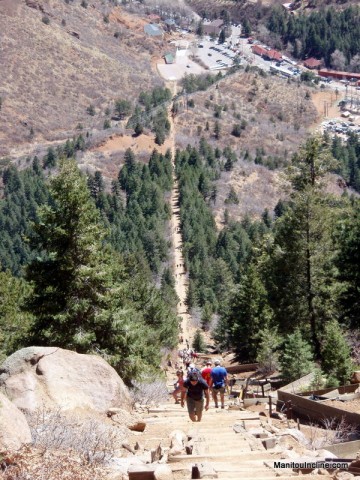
left=0, top=347, right=131, bottom=413
left=108, top=408, right=146, bottom=433
left=169, top=429, right=186, bottom=456
left=334, top=472, right=354, bottom=480
left=0, top=392, right=32, bottom=450
left=154, top=464, right=174, bottom=480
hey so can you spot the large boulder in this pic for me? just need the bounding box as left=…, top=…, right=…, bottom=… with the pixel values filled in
left=0, top=347, right=132, bottom=413
left=0, top=392, right=32, bottom=450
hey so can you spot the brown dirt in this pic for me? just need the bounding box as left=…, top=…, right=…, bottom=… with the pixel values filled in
left=322, top=398, right=360, bottom=413
left=311, top=90, right=343, bottom=127
left=0, top=0, right=169, bottom=157
left=94, top=133, right=172, bottom=156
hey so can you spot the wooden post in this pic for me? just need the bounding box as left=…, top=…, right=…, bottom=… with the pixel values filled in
left=297, top=417, right=300, bottom=431
left=269, top=395, right=272, bottom=416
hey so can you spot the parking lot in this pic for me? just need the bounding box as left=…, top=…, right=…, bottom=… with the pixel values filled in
left=322, top=119, right=360, bottom=137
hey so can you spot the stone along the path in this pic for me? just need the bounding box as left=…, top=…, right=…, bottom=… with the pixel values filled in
left=128, top=397, right=334, bottom=480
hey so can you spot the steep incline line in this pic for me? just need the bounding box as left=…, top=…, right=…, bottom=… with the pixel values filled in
left=167, top=81, right=194, bottom=347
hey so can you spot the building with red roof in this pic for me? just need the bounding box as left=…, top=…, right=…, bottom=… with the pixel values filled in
left=319, top=69, right=360, bottom=81
left=304, top=58, right=322, bottom=69
left=251, top=45, right=282, bottom=61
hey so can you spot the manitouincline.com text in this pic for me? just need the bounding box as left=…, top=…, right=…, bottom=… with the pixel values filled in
left=274, top=462, right=349, bottom=469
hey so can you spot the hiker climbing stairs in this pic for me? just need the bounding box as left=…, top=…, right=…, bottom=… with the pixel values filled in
left=127, top=385, right=334, bottom=480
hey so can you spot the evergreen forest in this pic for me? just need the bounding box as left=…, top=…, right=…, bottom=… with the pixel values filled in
left=266, top=5, right=360, bottom=71
left=0, top=133, right=360, bottom=387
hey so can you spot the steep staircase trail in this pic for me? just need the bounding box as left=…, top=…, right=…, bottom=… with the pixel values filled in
left=135, top=82, right=335, bottom=480
left=134, top=385, right=333, bottom=480
left=167, top=80, right=194, bottom=346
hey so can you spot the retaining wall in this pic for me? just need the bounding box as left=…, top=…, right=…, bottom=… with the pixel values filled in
left=277, top=390, right=360, bottom=425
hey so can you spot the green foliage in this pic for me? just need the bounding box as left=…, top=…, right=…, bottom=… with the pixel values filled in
left=335, top=198, right=360, bottom=326
left=192, top=330, right=206, bottom=353
left=219, top=29, right=226, bottom=44
left=42, top=16, right=50, bottom=25
left=111, top=148, right=172, bottom=273
left=114, top=99, right=132, bottom=119
left=231, top=124, right=242, bottom=138
left=181, top=73, right=220, bottom=94
left=214, top=121, right=221, bottom=140
left=0, top=271, right=32, bottom=362
left=225, top=186, right=239, bottom=204
left=0, top=163, right=51, bottom=275
left=196, top=21, right=204, bottom=36
left=267, top=5, right=360, bottom=69
left=300, top=71, right=315, bottom=83
left=309, top=367, right=327, bottom=390
left=242, top=18, right=252, bottom=37
left=217, top=264, right=273, bottom=361
left=134, top=122, right=143, bottom=136
left=321, top=320, right=353, bottom=385
left=280, top=329, right=314, bottom=382
left=256, top=327, right=281, bottom=375
left=127, top=88, right=172, bottom=142
left=87, top=104, right=95, bottom=116
left=201, top=303, right=213, bottom=330
left=330, top=133, right=360, bottom=193
left=23, top=159, right=109, bottom=350
left=21, top=159, right=177, bottom=383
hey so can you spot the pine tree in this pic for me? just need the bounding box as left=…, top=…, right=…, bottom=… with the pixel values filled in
left=0, top=271, right=32, bottom=362
left=336, top=199, right=360, bottom=327
left=214, top=121, right=221, bottom=140
left=192, top=329, right=206, bottom=353
left=256, top=326, right=281, bottom=375
left=219, top=264, right=273, bottom=361
left=266, top=137, right=341, bottom=355
left=321, top=320, right=353, bottom=385
left=280, top=329, right=314, bottom=382
left=24, top=159, right=110, bottom=351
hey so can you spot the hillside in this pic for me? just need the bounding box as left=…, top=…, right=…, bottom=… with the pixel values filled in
left=173, top=69, right=319, bottom=222
left=185, top=0, right=360, bottom=23
left=0, top=0, right=166, bottom=157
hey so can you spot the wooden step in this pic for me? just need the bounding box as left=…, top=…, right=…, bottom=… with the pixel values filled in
left=168, top=452, right=276, bottom=463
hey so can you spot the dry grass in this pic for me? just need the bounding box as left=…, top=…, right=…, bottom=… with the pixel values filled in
left=0, top=0, right=169, bottom=157
left=175, top=69, right=318, bottom=222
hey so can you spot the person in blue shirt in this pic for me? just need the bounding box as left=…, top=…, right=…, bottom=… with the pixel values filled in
left=210, top=359, right=228, bottom=409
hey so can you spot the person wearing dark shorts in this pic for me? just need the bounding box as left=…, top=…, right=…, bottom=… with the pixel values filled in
left=181, top=373, right=210, bottom=422
left=210, top=359, right=228, bottom=409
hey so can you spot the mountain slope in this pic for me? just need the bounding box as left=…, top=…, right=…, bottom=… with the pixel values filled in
left=0, top=0, right=164, bottom=156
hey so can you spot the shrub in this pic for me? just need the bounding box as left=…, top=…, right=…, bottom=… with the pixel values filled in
left=26, top=407, right=125, bottom=464
left=231, top=124, right=241, bottom=137
left=42, top=16, right=50, bottom=25
left=87, top=104, right=95, bottom=116
left=131, top=378, right=169, bottom=406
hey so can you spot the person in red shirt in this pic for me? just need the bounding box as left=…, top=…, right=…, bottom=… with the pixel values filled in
left=201, top=360, right=213, bottom=386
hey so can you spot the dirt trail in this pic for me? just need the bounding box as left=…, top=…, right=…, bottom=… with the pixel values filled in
left=167, top=81, right=195, bottom=348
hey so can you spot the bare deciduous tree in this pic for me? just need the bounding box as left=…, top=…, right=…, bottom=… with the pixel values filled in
left=330, top=49, right=347, bottom=71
